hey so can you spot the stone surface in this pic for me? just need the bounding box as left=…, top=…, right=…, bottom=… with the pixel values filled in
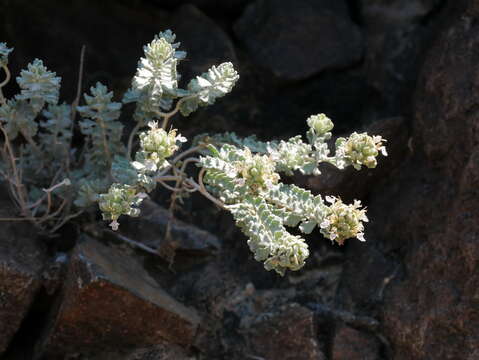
left=244, top=303, right=325, bottom=360
left=121, top=199, right=221, bottom=268
left=363, top=2, right=479, bottom=359
left=332, top=324, right=380, bottom=360
left=234, top=0, right=363, bottom=80
left=39, top=236, right=200, bottom=356
left=89, top=343, right=194, bottom=360
left=1, top=0, right=171, bottom=99
left=359, top=0, right=443, bottom=118
left=0, top=198, right=47, bottom=355
left=171, top=4, right=238, bottom=86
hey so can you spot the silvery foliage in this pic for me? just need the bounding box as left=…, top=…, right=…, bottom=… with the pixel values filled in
left=0, top=33, right=387, bottom=276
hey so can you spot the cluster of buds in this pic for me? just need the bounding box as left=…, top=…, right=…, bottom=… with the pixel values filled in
left=320, top=196, right=368, bottom=245
left=236, top=149, right=280, bottom=191
left=336, top=132, right=387, bottom=170
left=307, top=113, right=334, bottom=136
left=98, top=184, right=145, bottom=230
left=133, top=121, right=186, bottom=172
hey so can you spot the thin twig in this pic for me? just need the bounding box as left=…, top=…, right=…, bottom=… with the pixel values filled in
left=107, top=230, right=161, bottom=256
left=71, top=45, right=86, bottom=123
left=127, top=122, right=143, bottom=160
left=0, top=64, right=11, bottom=105
left=159, top=95, right=196, bottom=129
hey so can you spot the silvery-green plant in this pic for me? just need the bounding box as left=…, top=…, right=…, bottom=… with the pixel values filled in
left=0, top=32, right=386, bottom=275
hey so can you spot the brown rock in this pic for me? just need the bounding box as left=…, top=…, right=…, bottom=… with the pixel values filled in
left=234, top=0, right=363, bottom=80
left=332, top=324, right=380, bottom=360
left=0, top=199, right=47, bottom=355
left=374, top=2, right=479, bottom=359
left=245, top=303, right=325, bottom=360
left=88, top=343, right=193, bottom=360
left=39, top=236, right=200, bottom=356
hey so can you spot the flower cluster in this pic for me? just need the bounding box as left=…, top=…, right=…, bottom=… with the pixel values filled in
left=133, top=121, right=186, bottom=172
left=236, top=149, right=279, bottom=191
left=319, top=196, right=368, bottom=245
left=307, top=113, right=334, bottom=136
left=98, top=184, right=145, bottom=231
left=335, top=132, right=387, bottom=170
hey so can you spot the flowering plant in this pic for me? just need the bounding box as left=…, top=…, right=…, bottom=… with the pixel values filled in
left=0, top=31, right=386, bottom=275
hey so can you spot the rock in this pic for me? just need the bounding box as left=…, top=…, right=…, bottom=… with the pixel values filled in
left=294, top=117, right=409, bottom=202
left=171, top=4, right=237, bottom=86
left=234, top=0, right=363, bottom=80
left=38, top=236, right=200, bottom=356
left=359, top=0, right=443, bottom=117
left=360, top=0, right=442, bottom=26
left=120, top=199, right=221, bottom=268
left=365, top=2, right=479, bottom=359
left=155, top=0, right=250, bottom=17
left=244, top=303, right=325, bottom=360
left=1, top=0, right=170, bottom=98
left=332, top=324, right=380, bottom=360
left=88, top=343, right=194, bottom=360
left=0, top=199, right=47, bottom=355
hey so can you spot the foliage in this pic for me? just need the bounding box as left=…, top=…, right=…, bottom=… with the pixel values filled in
left=0, top=33, right=386, bottom=275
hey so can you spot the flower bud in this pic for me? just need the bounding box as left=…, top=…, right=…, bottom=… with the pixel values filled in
left=307, top=113, right=334, bottom=135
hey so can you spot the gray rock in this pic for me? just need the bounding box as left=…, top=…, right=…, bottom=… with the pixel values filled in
left=38, top=236, right=201, bottom=356
left=0, top=199, right=47, bottom=355
left=171, top=4, right=237, bottom=86
left=120, top=199, right=221, bottom=268
left=234, top=0, right=363, bottom=80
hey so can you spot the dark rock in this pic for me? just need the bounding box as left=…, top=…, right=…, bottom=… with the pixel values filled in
left=294, top=117, right=409, bottom=202
left=89, top=342, right=193, bottom=360
left=359, top=0, right=444, bottom=118
left=360, top=0, right=442, bottom=26
left=332, top=324, right=380, bottom=360
left=171, top=4, right=237, bottom=87
left=362, top=2, right=479, bottom=359
left=244, top=303, right=325, bottom=360
left=155, top=0, right=251, bottom=18
left=0, top=200, right=47, bottom=355
left=234, top=0, right=363, bottom=80
left=1, top=0, right=170, bottom=99
left=38, top=236, right=200, bottom=356
left=120, top=199, right=221, bottom=268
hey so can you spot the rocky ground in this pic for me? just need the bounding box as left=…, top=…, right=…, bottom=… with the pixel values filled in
left=0, top=0, right=478, bottom=359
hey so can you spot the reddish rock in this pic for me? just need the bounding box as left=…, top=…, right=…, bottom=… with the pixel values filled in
left=332, top=324, right=380, bottom=360
left=39, top=236, right=200, bottom=356
left=376, top=2, right=479, bottom=359
left=0, top=199, right=47, bottom=355
left=245, top=304, right=325, bottom=360
left=234, top=0, right=363, bottom=80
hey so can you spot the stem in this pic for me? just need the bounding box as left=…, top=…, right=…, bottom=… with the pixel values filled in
left=0, top=64, right=11, bottom=105
left=0, top=126, right=29, bottom=215
left=157, top=145, right=204, bottom=177
left=159, top=95, right=196, bottom=129
left=127, top=122, right=142, bottom=160
left=184, top=177, right=226, bottom=210
left=107, top=230, right=161, bottom=256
